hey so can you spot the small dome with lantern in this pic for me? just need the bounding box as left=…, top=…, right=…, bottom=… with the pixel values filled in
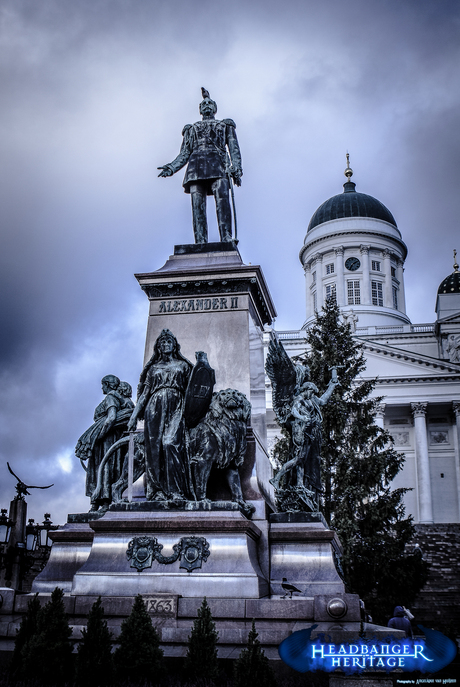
left=437, top=251, right=460, bottom=294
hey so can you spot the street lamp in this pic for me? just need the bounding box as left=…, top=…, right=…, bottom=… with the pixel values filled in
left=40, top=514, right=53, bottom=548
left=26, top=519, right=39, bottom=552
left=0, top=509, right=14, bottom=545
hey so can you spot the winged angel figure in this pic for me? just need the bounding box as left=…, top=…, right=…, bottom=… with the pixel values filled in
left=265, top=336, right=339, bottom=509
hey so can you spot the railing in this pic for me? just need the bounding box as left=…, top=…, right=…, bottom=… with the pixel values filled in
left=277, top=331, right=307, bottom=340
left=355, top=323, right=435, bottom=336
left=276, top=323, right=435, bottom=339
left=411, top=324, right=435, bottom=333
left=375, top=326, right=404, bottom=334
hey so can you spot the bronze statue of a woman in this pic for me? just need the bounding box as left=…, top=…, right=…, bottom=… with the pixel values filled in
left=75, top=374, right=132, bottom=510
left=128, top=329, right=193, bottom=502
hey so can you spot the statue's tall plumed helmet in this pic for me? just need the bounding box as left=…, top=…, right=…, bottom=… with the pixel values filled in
left=199, top=87, right=217, bottom=114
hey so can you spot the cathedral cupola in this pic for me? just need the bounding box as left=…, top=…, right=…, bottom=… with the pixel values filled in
left=435, top=250, right=460, bottom=328
left=300, top=156, right=410, bottom=331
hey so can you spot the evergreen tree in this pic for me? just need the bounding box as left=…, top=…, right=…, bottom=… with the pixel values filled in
left=275, top=300, right=428, bottom=623
left=19, top=586, right=73, bottom=684
left=10, top=592, right=41, bottom=680
left=233, top=620, right=276, bottom=687
left=113, top=594, right=163, bottom=684
left=185, top=597, right=219, bottom=683
left=75, top=597, right=114, bottom=687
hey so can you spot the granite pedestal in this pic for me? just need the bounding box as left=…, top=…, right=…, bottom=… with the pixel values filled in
left=269, top=512, right=346, bottom=597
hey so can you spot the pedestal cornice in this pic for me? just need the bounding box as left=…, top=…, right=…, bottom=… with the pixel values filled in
left=135, top=246, right=277, bottom=327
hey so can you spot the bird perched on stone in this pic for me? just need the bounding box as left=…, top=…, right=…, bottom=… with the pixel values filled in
left=281, top=577, right=303, bottom=599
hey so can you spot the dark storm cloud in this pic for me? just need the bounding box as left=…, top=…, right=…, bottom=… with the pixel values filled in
left=1, top=0, right=459, bottom=523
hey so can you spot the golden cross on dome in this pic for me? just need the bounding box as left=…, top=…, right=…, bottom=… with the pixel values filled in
left=344, top=152, right=353, bottom=181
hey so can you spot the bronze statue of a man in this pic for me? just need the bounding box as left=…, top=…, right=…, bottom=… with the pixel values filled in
left=158, top=88, right=242, bottom=244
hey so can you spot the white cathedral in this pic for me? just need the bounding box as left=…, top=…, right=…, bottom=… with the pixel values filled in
left=265, top=158, right=460, bottom=526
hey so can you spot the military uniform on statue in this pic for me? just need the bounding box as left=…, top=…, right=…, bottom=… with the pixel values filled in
left=158, top=87, right=242, bottom=243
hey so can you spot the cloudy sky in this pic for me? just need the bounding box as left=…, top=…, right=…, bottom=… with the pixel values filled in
left=1, top=0, right=459, bottom=526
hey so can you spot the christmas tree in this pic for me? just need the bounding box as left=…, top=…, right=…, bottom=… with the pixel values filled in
left=113, top=594, right=163, bottom=684
left=75, top=596, right=114, bottom=687
left=184, top=597, right=219, bottom=683
left=234, top=620, right=276, bottom=687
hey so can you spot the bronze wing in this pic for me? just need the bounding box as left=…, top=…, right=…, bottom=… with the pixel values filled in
left=265, top=335, right=297, bottom=426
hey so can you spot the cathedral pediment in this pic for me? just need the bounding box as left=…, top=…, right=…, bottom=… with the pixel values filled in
left=436, top=312, right=460, bottom=326
left=357, top=338, right=460, bottom=381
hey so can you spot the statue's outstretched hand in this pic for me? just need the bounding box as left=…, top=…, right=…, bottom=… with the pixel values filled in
left=158, top=166, right=173, bottom=177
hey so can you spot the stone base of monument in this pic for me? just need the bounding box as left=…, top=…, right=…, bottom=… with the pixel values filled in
left=6, top=507, right=406, bottom=662
left=32, top=508, right=268, bottom=599
left=9, top=591, right=402, bottom=660
left=269, top=512, right=346, bottom=597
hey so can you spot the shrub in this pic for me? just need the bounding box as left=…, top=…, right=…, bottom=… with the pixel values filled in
left=185, top=597, right=219, bottom=683
left=75, top=596, right=114, bottom=687
left=234, top=620, right=276, bottom=687
left=113, top=594, right=163, bottom=684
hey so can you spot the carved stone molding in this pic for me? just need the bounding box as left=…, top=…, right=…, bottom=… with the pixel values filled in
left=360, top=244, right=370, bottom=255
left=382, top=248, right=392, bottom=259
left=411, top=402, right=428, bottom=418
left=334, top=245, right=344, bottom=256
left=453, top=401, right=460, bottom=418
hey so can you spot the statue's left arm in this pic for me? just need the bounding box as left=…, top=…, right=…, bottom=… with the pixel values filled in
left=224, top=119, right=243, bottom=186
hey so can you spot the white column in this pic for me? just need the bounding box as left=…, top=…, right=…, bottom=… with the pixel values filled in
left=382, top=249, right=393, bottom=308
left=411, top=402, right=433, bottom=524
left=304, top=263, right=312, bottom=320
left=360, top=245, right=371, bottom=305
left=396, top=258, right=406, bottom=314
left=453, top=402, right=460, bottom=521
left=375, top=403, right=386, bottom=429
left=315, top=253, right=324, bottom=310
left=335, top=246, right=345, bottom=306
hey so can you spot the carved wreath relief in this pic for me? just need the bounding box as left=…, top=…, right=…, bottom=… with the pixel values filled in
left=126, top=535, right=210, bottom=573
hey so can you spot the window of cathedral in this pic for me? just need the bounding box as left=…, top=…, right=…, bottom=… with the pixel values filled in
left=391, top=266, right=396, bottom=277
left=313, top=291, right=317, bottom=311
left=312, top=270, right=316, bottom=283
left=325, top=283, right=337, bottom=302
left=371, top=260, right=381, bottom=271
left=326, top=262, right=335, bottom=275
left=392, top=286, right=399, bottom=309
left=347, top=280, right=360, bottom=305
left=372, top=281, right=384, bottom=306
